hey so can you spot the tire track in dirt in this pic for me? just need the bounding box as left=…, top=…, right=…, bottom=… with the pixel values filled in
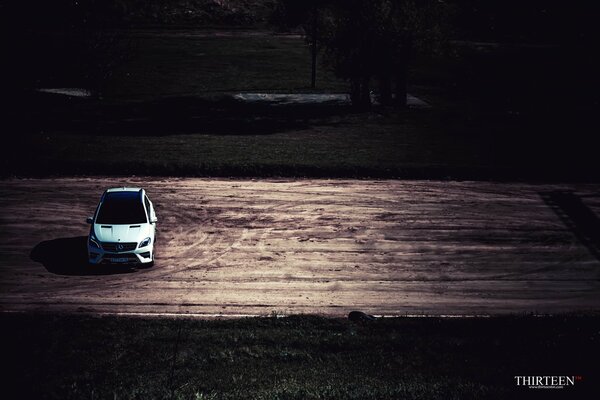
left=1, top=178, right=600, bottom=316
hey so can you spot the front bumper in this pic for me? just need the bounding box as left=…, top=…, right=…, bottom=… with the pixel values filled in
left=88, top=243, right=153, bottom=265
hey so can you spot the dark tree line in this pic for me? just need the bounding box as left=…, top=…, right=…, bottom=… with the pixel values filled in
left=275, top=0, right=450, bottom=109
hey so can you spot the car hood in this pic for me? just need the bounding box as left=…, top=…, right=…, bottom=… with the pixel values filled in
left=93, top=223, right=151, bottom=244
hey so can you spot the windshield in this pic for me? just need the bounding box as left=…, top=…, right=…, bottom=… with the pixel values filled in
left=95, top=192, right=147, bottom=224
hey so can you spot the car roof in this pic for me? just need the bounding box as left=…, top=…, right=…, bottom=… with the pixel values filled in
left=101, top=188, right=145, bottom=202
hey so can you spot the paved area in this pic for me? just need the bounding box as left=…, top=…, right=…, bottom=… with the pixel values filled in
left=233, top=93, right=430, bottom=107
left=1, top=178, right=599, bottom=317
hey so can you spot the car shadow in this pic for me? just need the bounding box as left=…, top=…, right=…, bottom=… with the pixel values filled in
left=30, top=236, right=136, bottom=276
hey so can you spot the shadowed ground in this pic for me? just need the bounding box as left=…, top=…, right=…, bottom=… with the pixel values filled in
left=1, top=178, right=599, bottom=316
left=30, top=236, right=136, bottom=276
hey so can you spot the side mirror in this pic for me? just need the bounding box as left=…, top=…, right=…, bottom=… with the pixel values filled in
left=86, top=217, right=94, bottom=224
left=150, top=216, right=158, bottom=224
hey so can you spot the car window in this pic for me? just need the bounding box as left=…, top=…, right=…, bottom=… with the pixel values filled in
left=144, top=196, right=151, bottom=221
left=96, top=193, right=147, bottom=224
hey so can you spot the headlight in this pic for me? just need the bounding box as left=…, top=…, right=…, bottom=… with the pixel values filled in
left=88, top=233, right=101, bottom=249
left=139, top=237, right=152, bottom=248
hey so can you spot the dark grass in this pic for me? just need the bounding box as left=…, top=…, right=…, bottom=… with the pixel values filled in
left=1, top=313, right=598, bottom=399
left=15, top=31, right=347, bottom=98
left=4, top=31, right=600, bottom=181
left=104, top=33, right=346, bottom=98
left=4, top=99, right=599, bottom=181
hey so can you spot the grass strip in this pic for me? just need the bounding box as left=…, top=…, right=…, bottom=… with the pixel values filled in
left=2, top=313, right=598, bottom=399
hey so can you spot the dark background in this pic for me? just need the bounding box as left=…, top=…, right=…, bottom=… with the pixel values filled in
left=2, top=0, right=599, bottom=180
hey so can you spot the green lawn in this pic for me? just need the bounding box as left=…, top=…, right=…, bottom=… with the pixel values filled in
left=5, top=101, right=598, bottom=180
left=34, top=31, right=348, bottom=99
left=4, top=108, right=495, bottom=178
left=2, top=314, right=597, bottom=399
left=5, top=30, right=599, bottom=181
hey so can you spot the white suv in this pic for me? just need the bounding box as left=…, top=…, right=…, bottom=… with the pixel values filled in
left=87, top=188, right=157, bottom=266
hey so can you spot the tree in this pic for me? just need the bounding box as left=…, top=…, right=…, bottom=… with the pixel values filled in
left=308, top=0, right=450, bottom=109
left=273, top=0, right=329, bottom=89
left=280, top=0, right=448, bottom=109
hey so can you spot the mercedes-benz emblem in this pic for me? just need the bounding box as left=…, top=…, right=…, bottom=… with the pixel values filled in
left=117, top=244, right=124, bottom=251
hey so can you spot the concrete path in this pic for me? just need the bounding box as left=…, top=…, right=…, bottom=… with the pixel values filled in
left=1, top=178, right=599, bottom=317
left=233, top=93, right=430, bottom=107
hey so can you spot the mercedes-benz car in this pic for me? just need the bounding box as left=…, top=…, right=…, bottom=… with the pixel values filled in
left=86, top=187, right=157, bottom=266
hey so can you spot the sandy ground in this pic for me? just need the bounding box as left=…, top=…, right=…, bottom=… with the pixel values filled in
left=1, top=178, right=599, bottom=317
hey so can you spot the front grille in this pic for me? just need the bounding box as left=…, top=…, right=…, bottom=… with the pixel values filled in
left=101, top=242, right=137, bottom=252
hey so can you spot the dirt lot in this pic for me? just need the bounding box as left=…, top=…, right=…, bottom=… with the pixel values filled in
left=1, top=178, right=599, bottom=316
